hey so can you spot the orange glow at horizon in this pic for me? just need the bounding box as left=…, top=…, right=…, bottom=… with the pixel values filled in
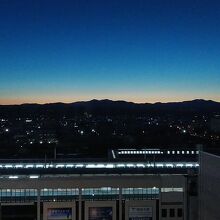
left=1, top=94, right=220, bottom=105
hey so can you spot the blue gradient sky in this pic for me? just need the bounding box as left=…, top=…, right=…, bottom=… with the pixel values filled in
left=0, top=0, right=220, bottom=104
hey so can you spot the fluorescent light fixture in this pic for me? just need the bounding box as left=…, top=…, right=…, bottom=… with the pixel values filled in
left=25, top=165, right=34, bottom=168
left=117, top=164, right=125, bottom=167
left=36, top=164, right=44, bottom=168
left=176, top=163, right=184, bottom=167
left=112, top=150, right=116, bottom=159
left=86, top=164, right=96, bottom=168
left=156, top=164, right=164, bottom=167
left=136, top=164, right=145, bottom=167
left=75, top=164, right=84, bottom=168
left=9, top=176, right=18, bottom=179
left=55, top=164, right=65, bottom=168
left=96, top=164, right=105, bottom=168
left=106, top=164, right=114, bottom=168
left=29, top=175, right=39, bottom=179
left=5, top=165, right=13, bottom=168
left=66, top=164, right=74, bottom=168
left=127, top=164, right=134, bottom=167
left=15, top=165, right=23, bottom=168
left=166, top=163, right=174, bottom=167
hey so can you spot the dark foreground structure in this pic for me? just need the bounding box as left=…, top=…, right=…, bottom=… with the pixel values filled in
left=0, top=148, right=202, bottom=220
left=199, top=151, right=220, bottom=220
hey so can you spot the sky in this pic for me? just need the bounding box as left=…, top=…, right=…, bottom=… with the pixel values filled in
left=0, top=0, right=220, bottom=104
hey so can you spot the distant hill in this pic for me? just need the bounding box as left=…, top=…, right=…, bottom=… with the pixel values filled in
left=0, top=99, right=220, bottom=117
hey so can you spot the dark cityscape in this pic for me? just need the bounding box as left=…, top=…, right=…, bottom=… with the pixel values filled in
left=0, top=99, right=220, bottom=159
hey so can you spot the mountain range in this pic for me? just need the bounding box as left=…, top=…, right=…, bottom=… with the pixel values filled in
left=0, top=99, right=220, bottom=117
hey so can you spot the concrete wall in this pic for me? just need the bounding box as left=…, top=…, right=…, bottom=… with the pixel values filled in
left=161, top=192, right=183, bottom=203
left=0, top=175, right=186, bottom=189
left=188, top=196, right=198, bottom=220
left=199, top=152, right=220, bottom=220
left=161, top=192, right=184, bottom=220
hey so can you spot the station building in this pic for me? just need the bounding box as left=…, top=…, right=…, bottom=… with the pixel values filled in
left=0, top=148, right=199, bottom=220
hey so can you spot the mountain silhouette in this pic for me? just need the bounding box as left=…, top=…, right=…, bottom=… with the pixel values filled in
left=0, top=99, right=219, bottom=117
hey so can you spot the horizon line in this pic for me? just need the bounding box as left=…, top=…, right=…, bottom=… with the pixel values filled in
left=0, top=98, right=219, bottom=106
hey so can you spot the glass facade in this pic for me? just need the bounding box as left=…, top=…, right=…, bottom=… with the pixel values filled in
left=0, top=189, right=37, bottom=202
left=82, top=187, right=119, bottom=200
left=40, top=188, right=79, bottom=201
left=0, top=187, right=180, bottom=202
left=122, top=187, right=159, bottom=200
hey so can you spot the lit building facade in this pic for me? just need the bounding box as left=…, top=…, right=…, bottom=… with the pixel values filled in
left=0, top=149, right=199, bottom=220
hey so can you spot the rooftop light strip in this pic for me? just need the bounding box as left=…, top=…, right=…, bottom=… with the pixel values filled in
left=0, top=162, right=199, bottom=169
